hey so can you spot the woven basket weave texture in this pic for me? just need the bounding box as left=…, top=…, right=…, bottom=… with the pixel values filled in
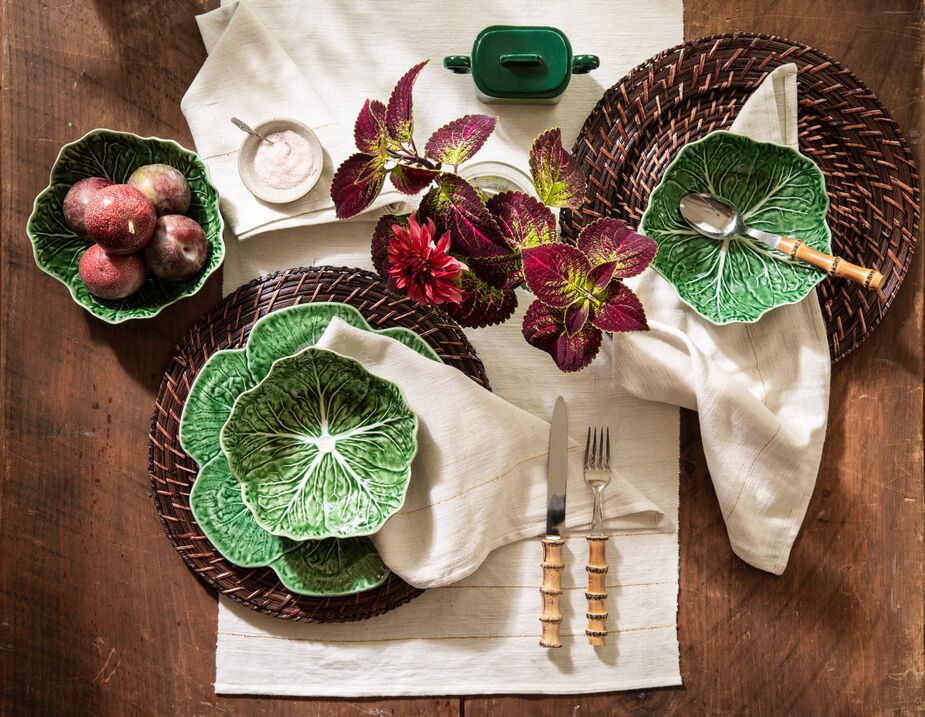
left=149, top=266, right=489, bottom=622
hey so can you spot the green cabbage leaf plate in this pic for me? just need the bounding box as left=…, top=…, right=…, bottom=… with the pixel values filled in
left=221, top=347, right=418, bottom=541
left=181, top=303, right=436, bottom=596
left=640, top=131, right=831, bottom=324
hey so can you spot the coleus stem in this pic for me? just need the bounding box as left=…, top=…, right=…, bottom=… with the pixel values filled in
left=389, top=148, right=438, bottom=170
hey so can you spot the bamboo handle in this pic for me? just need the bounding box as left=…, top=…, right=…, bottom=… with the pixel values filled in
left=540, top=536, right=564, bottom=648
left=585, top=535, right=609, bottom=646
left=777, top=236, right=884, bottom=290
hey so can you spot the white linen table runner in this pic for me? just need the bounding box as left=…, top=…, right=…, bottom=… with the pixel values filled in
left=190, top=0, right=688, bottom=696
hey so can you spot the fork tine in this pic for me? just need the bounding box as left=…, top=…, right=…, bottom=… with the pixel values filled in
left=605, top=427, right=611, bottom=469
left=584, top=427, right=592, bottom=468
left=591, top=428, right=598, bottom=469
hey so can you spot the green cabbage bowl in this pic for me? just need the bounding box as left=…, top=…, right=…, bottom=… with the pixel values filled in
left=640, top=131, right=831, bottom=325
left=27, top=129, right=225, bottom=323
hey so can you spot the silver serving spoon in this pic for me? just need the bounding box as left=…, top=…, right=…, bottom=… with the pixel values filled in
left=679, top=192, right=884, bottom=291
left=231, top=117, right=275, bottom=145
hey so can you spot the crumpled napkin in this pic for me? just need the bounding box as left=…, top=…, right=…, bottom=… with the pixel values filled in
left=315, top=317, right=663, bottom=589
left=614, top=63, right=832, bottom=574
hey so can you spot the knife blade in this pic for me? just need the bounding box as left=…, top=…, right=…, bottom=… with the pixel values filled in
left=539, top=396, right=568, bottom=648
left=545, top=396, right=568, bottom=537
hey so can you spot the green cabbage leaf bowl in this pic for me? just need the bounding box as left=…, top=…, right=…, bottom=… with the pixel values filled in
left=27, top=129, right=224, bottom=323
left=640, top=131, right=831, bottom=324
left=182, top=303, right=436, bottom=596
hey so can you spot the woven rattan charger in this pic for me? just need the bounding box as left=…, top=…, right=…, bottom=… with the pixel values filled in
left=561, top=32, right=920, bottom=363
left=149, top=266, right=489, bottom=622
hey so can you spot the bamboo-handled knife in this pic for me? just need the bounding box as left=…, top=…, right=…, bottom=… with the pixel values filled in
left=540, top=396, right=568, bottom=648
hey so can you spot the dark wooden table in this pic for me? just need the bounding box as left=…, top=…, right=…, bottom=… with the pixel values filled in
left=2, top=1, right=922, bottom=715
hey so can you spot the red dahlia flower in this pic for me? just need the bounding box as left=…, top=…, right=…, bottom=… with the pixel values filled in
left=387, top=212, right=467, bottom=305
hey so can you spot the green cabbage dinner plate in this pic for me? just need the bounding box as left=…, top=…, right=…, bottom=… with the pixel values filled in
left=182, top=303, right=437, bottom=596
left=640, top=131, right=831, bottom=324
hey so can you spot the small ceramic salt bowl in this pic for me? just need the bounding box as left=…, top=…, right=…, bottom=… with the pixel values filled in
left=237, top=118, right=323, bottom=204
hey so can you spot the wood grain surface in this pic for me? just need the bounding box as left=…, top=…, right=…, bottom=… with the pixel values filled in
left=1, top=1, right=922, bottom=715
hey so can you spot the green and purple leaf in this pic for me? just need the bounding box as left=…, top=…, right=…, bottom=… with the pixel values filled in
left=331, top=153, right=387, bottom=219
left=419, top=173, right=508, bottom=258
left=521, top=242, right=591, bottom=308
left=486, top=191, right=557, bottom=250
left=443, top=270, right=517, bottom=328
left=390, top=164, right=438, bottom=195
left=465, top=251, right=524, bottom=290
left=529, top=128, right=587, bottom=210
left=354, top=99, right=388, bottom=155
left=578, top=218, right=657, bottom=278
left=586, top=260, right=618, bottom=292
left=386, top=60, right=428, bottom=144
left=371, top=213, right=406, bottom=279
left=522, top=299, right=602, bottom=373
left=564, top=300, right=590, bottom=337
left=591, top=280, right=649, bottom=333
left=425, top=115, right=497, bottom=167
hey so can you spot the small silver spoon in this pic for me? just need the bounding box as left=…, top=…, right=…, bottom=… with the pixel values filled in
left=231, top=117, right=275, bottom=145
left=679, top=192, right=883, bottom=290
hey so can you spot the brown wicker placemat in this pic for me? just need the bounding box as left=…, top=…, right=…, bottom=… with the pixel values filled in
left=561, top=32, right=920, bottom=362
left=149, top=266, right=489, bottom=622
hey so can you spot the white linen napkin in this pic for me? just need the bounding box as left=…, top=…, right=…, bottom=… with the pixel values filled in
left=315, top=317, right=662, bottom=588
left=616, top=63, right=832, bottom=574
left=181, top=1, right=406, bottom=239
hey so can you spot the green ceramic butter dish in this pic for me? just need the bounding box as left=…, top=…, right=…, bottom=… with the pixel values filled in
left=444, top=25, right=599, bottom=103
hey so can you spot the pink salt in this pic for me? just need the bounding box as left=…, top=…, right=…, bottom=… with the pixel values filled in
left=253, top=130, right=315, bottom=190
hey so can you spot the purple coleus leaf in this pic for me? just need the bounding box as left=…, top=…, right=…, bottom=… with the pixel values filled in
left=465, top=252, right=524, bottom=291
left=425, top=114, right=496, bottom=167
left=443, top=270, right=518, bottom=329
left=486, top=191, right=557, bottom=250
left=522, top=300, right=602, bottom=373
left=578, top=218, right=657, bottom=278
left=330, top=153, right=387, bottom=219
left=521, top=243, right=592, bottom=308
left=354, top=99, right=388, bottom=156
left=371, top=213, right=406, bottom=280
left=419, top=173, right=508, bottom=258
left=390, top=164, right=438, bottom=195
left=529, top=127, right=587, bottom=210
left=591, top=280, right=648, bottom=332
left=386, top=60, right=428, bottom=144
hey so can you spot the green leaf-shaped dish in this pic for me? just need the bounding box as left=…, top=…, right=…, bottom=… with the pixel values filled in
left=190, top=454, right=389, bottom=596
left=221, top=347, right=418, bottom=541
left=27, top=129, right=225, bottom=323
left=640, top=131, right=831, bottom=324
left=182, top=302, right=437, bottom=595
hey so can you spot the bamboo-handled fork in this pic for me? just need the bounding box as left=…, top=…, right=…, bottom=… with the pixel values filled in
left=584, top=427, right=611, bottom=646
